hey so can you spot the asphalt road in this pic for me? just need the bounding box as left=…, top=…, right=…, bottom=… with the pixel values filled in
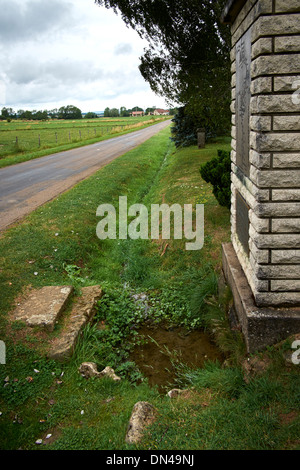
left=0, top=119, right=171, bottom=232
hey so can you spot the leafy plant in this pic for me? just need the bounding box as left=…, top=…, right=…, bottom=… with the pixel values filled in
left=116, top=361, right=145, bottom=383
left=200, top=149, right=231, bottom=209
left=93, top=287, right=146, bottom=373
left=63, top=263, right=86, bottom=293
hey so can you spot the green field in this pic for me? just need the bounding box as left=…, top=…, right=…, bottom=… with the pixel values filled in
left=0, top=116, right=168, bottom=167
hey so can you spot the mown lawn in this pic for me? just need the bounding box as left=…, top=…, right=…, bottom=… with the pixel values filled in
left=0, top=127, right=299, bottom=451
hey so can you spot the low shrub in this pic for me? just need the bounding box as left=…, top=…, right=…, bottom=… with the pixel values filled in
left=200, top=149, right=231, bottom=209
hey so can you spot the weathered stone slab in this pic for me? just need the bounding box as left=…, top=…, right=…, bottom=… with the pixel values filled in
left=12, top=286, right=73, bottom=332
left=48, top=285, right=103, bottom=361
left=125, top=402, right=157, bottom=444
left=197, top=128, right=206, bottom=148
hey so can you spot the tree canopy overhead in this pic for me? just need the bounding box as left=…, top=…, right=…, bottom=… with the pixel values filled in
left=95, top=0, right=231, bottom=135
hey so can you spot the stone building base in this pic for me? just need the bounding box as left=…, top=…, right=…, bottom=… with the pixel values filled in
left=222, top=242, right=300, bottom=353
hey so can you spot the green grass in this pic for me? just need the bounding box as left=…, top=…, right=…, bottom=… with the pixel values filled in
left=0, top=115, right=168, bottom=168
left=0, top=127, right=299, bottom=450
left=138, top=358, right=300, bottom=450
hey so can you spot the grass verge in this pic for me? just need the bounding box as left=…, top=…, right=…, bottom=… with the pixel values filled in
left=0, top=128, right=299, bottom=450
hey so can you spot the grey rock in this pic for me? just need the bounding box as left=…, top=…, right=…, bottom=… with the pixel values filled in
left=125, top=401, right=157, bottom=444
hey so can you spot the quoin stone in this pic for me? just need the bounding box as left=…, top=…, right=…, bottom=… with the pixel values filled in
left=221, top=0, right=300, bottom=352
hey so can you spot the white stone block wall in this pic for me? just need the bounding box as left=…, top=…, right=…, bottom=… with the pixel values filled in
left=230, top=0, right=300, bottom=306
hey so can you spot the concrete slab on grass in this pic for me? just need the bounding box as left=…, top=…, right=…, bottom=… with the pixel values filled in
left=48, top=285, right=103, bottom=361
left=12, top=286, right=73, bottom=332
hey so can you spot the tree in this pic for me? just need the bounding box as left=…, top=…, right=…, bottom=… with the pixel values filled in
left=32, top=110, right=48, bottom=121
left=58, top=105, right=82, bottom=120
left=48, top=108, right=58, bottom=119
left=104, top=107, right=120, bottom=117
left=170, top=106, right=200, bottom=148
left=110, top=108, right=120, bottom=117
left=17, top=110, right=25, bottom=119
left=85, top=112, right=98, bottom=119
left=1, top=107, right=15, bottom=119
left=120, top=106, right=130, bottom=117
left=131, top=106, right=143, bottom=112
left=95, top=0, right=231, bottom=135
left=19, top=110, right=33, bottom=120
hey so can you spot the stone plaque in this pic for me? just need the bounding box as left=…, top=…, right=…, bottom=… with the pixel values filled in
left=236, top=191, right=250, bottom=256
left=236, top=28, right=251, bottom=176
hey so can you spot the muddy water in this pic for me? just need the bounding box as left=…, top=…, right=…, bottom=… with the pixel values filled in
left=130, top=324, right=224, bottom=393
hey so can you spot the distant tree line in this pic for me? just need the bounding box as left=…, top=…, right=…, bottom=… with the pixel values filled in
left=0, top=105, right=83, bottom=121
left=104, top=106, right=176, bottom=117
left=104, top=106, right=144, bottom=117
left=0, top=105, right=176, bottom=121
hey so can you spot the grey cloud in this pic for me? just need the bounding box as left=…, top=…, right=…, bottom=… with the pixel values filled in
left=0, top=0, right=71, bottom=44
left=114, top=43, right=133, bottom=55
left=6, top=58, right=104, bottom=86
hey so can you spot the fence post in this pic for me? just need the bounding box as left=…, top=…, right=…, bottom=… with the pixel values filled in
left=39, top=134, right=41, bottom=147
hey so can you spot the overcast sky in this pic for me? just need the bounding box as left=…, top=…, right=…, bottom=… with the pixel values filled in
left=0, top=0, right=170, bottom=113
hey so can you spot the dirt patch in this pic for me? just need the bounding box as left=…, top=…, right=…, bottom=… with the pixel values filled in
left=279, top=411, right=298, bottom=425
left=130, top=323, right=224, bottom=393
left=174, top=388, right=214, bottom=408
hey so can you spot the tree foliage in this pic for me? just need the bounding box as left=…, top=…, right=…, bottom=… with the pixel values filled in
left=85, top=112, right=99, bottom=118
left=58, top=105, right=82, bottom=120
left=104, top=107, right=120, bottom=117
left=95, top=0, right=231, bottom=134
left=170, top=106, right=199, bottom=148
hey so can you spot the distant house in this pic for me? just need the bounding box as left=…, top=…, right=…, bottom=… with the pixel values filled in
left=151, top=109, right=169, bottom=116
left=130, top=111, right=144, bottom=117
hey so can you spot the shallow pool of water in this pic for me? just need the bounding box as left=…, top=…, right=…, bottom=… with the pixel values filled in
left=130, top=323, right=224, bottom=393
